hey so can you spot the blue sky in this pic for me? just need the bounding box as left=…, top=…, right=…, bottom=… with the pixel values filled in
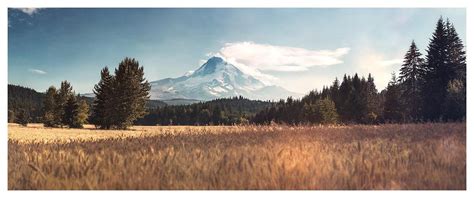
left=8, top=8, right=466, bottom=94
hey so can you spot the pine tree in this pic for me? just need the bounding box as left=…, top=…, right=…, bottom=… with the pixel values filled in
left=384, top=73, right=403, bottom=122
left=198, top=109, right=211, bottom=125
left=443, top=19, right=466, bottom=120
left=398, top=41, right=425, bottom=121
left=364, top=74, right=379, bottom=123
left=64, top=94, right=79, bottom=127
left=72, top=98, right=90, bottom=128
left=443, top=79, right=465, bottom=121
left=91, top=67, right=114, bottom=129
left=212, top=106, right=224, bottom=125
left=422, top=17, right=449, bottom=120
left=112, top=58, right=151, bottom=129
left=315, top=98, right=339, bottom=124
left=15, top=108, right=30, bottom=127
left=338, top=74, right=353, bottom=122
left=43, top=86, right=58, bottom=127
left=350, top=74, right=364, bottom=122
left=56, top=81, right=73, bottom=127
left=64, top=95, right=89, bottom=128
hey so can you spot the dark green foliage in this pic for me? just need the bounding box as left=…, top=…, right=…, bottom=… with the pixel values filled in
left=92, top=58, right=151, bottom=129
left=253, top=73, right=376, bottom=125
left=398, top=41, right=425, bottom=121
left=383, top=73, right=403, bottom=122
left=315, top=99, right=339, bottom=124
left=15, top=109, right=30, bottom=126
left=43, top=86, right=59, bottom=127
left=65, top=95, right=90, bottom=128
left=303, top=98, right=338, bottom=124
left=420, top=17, right=466, bottom=121
left=91, top=67, right=114, bottom=129
left=442, top=79, right=465, bottom=121
left=136, top=96, right=271, bottom=126
left=8, top=84, right=44, bottom=123
left=56, top=81, right=74, bottom=127
left=41, top=82, right=91, bottom=128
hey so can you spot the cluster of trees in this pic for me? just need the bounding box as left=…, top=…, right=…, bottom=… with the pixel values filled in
left=90, top=58, right=151, bottom=129
left=252, top=74, right=379, bottom=125
left=42, top=81, right=90, bottom=128
left=136, top=96, right=271, bottom=126
left=385, top=18, right=466, bottom=122
left=253, top=17, right=465, bottom=125
left=8, top=85, right=44, bottom=125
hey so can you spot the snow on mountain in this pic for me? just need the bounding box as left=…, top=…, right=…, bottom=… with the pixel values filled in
left=150, top=56, right=300, bottom=101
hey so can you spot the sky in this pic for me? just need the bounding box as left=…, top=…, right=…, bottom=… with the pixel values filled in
left=8, top=8, right=466, bottom=95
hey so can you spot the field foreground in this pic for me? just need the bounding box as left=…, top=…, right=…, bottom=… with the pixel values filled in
left=8, top=123, right=465, bottom=190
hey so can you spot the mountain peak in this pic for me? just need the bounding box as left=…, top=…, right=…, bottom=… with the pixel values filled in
left=194, top=56, right=226, bottom=76
left=150, top=56, right=301, bottom=101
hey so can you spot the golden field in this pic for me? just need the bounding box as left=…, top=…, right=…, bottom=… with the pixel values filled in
left=8, top=123, right=465, bottom=190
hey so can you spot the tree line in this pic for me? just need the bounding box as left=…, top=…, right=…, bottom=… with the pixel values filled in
left=8, top=85, right=44, bottom=125
left=135, top=96, right=271, bottom=126
left=253, top=17, right=465, bottom=125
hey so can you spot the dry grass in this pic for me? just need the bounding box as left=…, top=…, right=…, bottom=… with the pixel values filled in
left=8, top=123, right=465, bottom=190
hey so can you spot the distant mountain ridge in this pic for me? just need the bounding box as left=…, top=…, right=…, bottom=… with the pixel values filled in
left=150, top=57, right=300, bottom=101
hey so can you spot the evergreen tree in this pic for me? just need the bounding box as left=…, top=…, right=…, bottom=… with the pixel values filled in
left=398, top=41, right=425, bottom=121
left=111, top=58, right=151, bottom=129
left=421, top=17, right=449, bottom=120
left=8, top=110, right=15, bottom=123
left=64, top=95, right=89, bottom=128
left=443, top=79, right=465, bottom=121
left=43, top=86, right=58, bottom=127
left=64, top=94, right=78, bottom=127
left=303, top=102, right=318, bottom=124
left=71, top=98, right=90, bottom=128
left=338, top=75, right=353, bottom=122
left=198, top=109, right=211, bottom=125
left=443, top=19, right=466, bottom=120
left=15, top=108, right=30, bottom=127
left=445, top=19, right=466, bottom=85
left=212, top=106, right=224, bottom=125
left=56, top=81, right=73, bottom=127
left=91, top=67, right=114, bottom=129
left=384, top=73, right=403, bottom=122
left=315, top=98, right=339, bottom=124
left=364, top=74, right=379, bottom=123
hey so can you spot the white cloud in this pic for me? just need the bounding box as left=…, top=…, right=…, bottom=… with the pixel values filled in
left=28, top=68, right=47, bottom=75
left=16, top=8, right=41, bottom=16
left=356, top=52, right=403, bottom=90
left=216, top=42, right=350, bottom=72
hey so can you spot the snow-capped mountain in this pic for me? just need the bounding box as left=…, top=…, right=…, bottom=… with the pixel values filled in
left=150, top=56, right=300, bottom=101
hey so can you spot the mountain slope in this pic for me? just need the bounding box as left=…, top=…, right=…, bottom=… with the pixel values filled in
left=150, top=57, right=299, bottom=101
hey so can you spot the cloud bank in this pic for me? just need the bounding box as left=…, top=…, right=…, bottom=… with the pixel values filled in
left=217, top=42, right=350, bottom=72
left=28, top=68, right=47, bottom=75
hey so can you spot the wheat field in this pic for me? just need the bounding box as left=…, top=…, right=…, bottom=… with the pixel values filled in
left=8, top=123, right=465, bottom=190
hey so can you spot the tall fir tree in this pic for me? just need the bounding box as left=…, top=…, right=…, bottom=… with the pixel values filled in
left=443, top=19, right=466, bottom=120
left=398, top=41, right=425, bottom=121
left=422, top=17, right=449, bottom=120
left=91, top=67, right=114, bottom=129
left=43, top=86, right=58, bottom=127
left=384, top=73, right=403, bottom=122
left=111, top=58, right=151, bottom=129
left=56, top=81, right=73, bottom=127
left=364, top=74, right=379, bottom=123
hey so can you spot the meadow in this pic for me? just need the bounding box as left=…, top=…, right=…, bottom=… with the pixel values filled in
left=8, top=123, right=465, bottom=190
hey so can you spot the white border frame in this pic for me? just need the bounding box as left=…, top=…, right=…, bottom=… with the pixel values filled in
left=0, top=0, right=472, bottom=197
